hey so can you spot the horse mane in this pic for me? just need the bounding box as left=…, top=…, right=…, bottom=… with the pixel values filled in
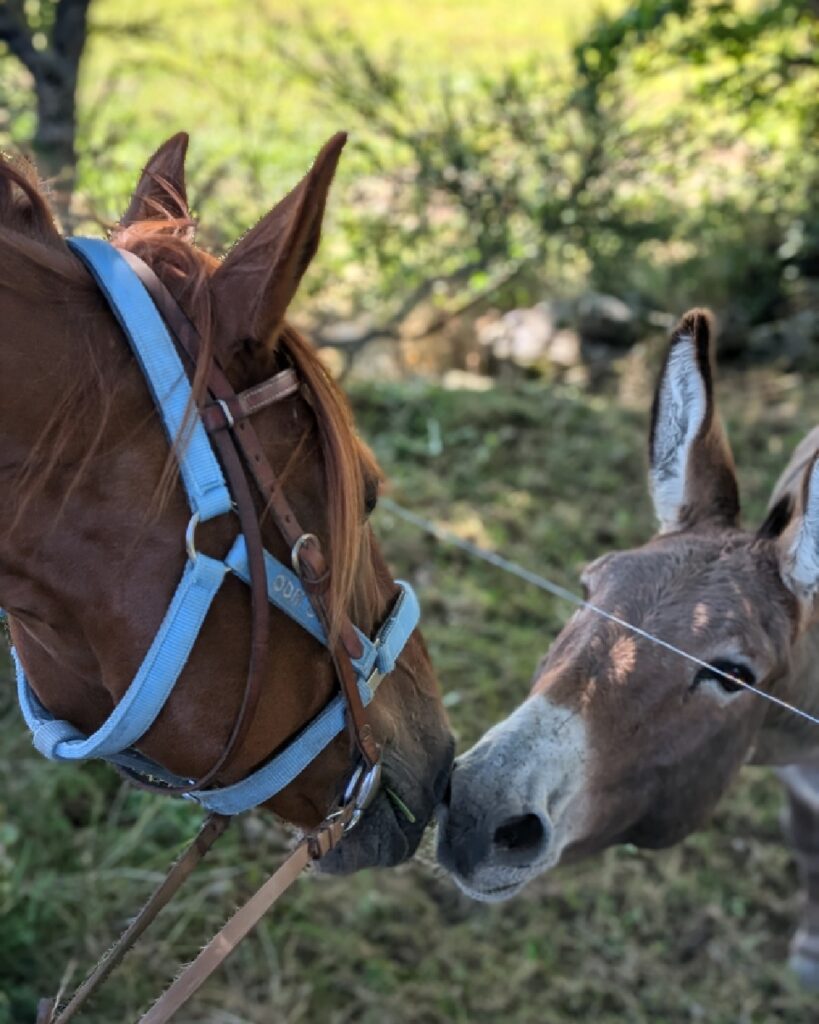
left=0, top=154, right=382, bottom=637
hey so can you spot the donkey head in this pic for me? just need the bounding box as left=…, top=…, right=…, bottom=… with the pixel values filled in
left=437, top=309, right=819, bottom=901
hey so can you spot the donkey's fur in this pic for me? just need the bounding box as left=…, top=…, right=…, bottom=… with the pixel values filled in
left=437, top=310, right=819, bottom=985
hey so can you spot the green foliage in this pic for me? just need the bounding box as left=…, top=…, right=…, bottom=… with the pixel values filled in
left=3, top=1, right=814, bottom=335
left=278, top=1, right=818, bottom=332
left=577, top=0, right=819, bottom=325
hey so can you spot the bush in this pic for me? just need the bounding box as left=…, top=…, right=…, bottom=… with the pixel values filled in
left=278, top=1, right=819, bottom=340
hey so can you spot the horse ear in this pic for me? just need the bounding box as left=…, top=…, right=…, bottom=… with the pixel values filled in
left=778, top=452, right=819, bottom=602
left=120, top=133, right=190, bottom=227
left=648, top=309, right=739, bottom=533
left=210, top=132, right=346, bottom=364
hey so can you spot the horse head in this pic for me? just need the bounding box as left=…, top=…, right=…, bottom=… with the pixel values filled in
left=0, top=133, right=453, bottom=873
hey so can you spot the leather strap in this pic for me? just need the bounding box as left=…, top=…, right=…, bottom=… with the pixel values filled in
left=41, top=815, right=231, bottom=1024
left=138, top=816, right=347, bottom=1024
left=43, top=795, right=354, bottom=1023
left=120, top=251, right=379, bottom=768
left=200, top=368, right=300, bottom=432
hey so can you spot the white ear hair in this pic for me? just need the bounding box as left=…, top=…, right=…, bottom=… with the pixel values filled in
left=786, top=456, right=819, bottom=598
left=650, top=335, right=707, bottom=532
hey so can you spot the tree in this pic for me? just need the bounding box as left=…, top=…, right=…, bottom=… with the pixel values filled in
left=0, top=0, right=92, bottom=224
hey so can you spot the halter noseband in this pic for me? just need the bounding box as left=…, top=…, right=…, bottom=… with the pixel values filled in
left=13, top=237, right=420, bottom=817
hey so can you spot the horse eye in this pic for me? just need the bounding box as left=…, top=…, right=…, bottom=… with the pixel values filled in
left=363, top=479, right=379, bottom=517
left=693, top=660, right=756, bottom=695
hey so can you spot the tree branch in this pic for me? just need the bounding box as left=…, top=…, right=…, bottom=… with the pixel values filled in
left=52, top=0, right=92, bottom=66
left=0, top=1, right=42, bottom=78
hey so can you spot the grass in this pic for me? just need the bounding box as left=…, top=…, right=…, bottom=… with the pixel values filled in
left=2, top=357, right=818, bottom=1023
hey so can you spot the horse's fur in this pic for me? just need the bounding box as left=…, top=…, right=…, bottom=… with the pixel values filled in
left=1, top=134, right=453, bottom=872
left=437, top=309, right=819, bottom=980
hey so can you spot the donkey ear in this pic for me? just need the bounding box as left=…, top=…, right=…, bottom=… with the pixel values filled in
left=648, top=309, right=739, bottom=533
left=120, top=133, right=190, bottom=227
left=210, top=132, right=346, bottom=363
left=778, top=452, right=819, bottom=601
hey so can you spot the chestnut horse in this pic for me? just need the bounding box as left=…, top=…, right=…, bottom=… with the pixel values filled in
left=1, top=132, right=453, bottom=876
left=438, top=310, right=819, bottom=985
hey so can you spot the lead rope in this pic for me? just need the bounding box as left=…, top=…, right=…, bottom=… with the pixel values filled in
left=37, top=787, right=363, bottom=1024
left=380, top=498, right=819, bottom=729
left=37, top=814, right=231, bottom=1024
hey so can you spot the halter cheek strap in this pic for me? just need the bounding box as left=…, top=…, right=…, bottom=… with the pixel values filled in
left=11, top=237, right=421, bottom=815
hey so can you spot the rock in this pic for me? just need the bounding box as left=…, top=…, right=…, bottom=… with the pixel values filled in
left=490, top=303, right=556, bottom=365
left=345, top=339, right=403, bottom=382
left=576, top=292, right=637, bottom=347
left=315, top=347, right=346, bottom=379
left=746, top=310, right=819, bottom=369
left=549, top=329, right=582, bottom=368
left=476, top=301, right=581, bottom=370
left=441, top=369, right=494, bottom=391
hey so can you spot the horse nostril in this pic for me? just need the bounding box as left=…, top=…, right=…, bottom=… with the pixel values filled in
left=493, top=813, right=546, bottom=855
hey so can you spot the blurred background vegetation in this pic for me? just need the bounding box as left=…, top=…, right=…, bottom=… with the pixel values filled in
left=1, top=1, right=818, bottom=1021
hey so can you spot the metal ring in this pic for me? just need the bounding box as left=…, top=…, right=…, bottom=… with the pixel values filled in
left=216, top=398, right=235, bottom=429
left=185, top=512, right=200, bottom=562
left=291, top=532, right=319, bottom=575
left=341, top=760, right=382, bottom=833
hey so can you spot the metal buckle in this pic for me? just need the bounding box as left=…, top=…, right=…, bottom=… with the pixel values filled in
left=365, top=668, right=384, bottom=694
left=339, top=760, right=382, bottom=833
left=216, top=398, right=235, bottom=429
left=185, top=512, right=200, bottom=561
left=291, top=532, right=319, bottom=574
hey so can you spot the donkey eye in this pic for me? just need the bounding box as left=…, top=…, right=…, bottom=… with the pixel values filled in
left=692, top=660, right=756, bottom=695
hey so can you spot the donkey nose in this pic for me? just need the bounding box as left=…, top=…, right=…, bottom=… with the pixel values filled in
left=493, top=812, right=549, bottom=861
left=438, top=803, right=552, bottom=878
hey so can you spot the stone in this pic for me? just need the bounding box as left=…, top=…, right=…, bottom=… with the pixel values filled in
left=575, top=292, right=637, bottom=347
left=746, top=310, right=819, bottom=369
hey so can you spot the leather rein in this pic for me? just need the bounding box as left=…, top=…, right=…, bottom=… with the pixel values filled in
left=30, top=242, right=403, bottom=1023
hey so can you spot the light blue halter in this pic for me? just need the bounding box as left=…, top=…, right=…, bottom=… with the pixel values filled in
left=11, top=237, right=420, bottom=815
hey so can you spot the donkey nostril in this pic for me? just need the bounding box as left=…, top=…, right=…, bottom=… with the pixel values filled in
left=493, top=813, right=546, bottom=854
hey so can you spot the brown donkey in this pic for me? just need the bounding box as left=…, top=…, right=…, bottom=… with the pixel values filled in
left=437, top=310, right=819, bottom=984
left=1, top=134, right=453, bottom=874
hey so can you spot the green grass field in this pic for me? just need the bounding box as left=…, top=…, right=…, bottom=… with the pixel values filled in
left=2, top=357, right=817, bottom=1023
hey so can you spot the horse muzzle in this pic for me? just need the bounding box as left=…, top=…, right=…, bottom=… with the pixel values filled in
left=318, top=734, right=454, bottom=874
